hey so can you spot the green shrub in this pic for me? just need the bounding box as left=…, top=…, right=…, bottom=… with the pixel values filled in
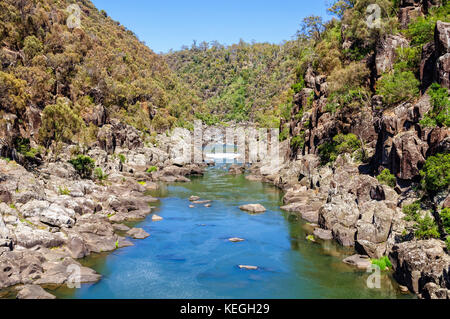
left=377, top=169, right=396, bottom=188
left=146, top=166, right=158, bottom=173
left=446, top=237, right=450, bottom=251
left=118, top=154, right=126, bottom=164
left=333, top=133, right=361, bottom=154
left=94, top=167, right=108, bottom=182
left=14, top=137, right=40, bottom=159
left=402, top=201, right=421, bottom=222
left=420, top=153, right=450, bottom=194
left=420, top=83, right=450, bottom=128
left=371, top=256, right=392, bottom=270
left=318, top=133, right=361, bottom=165
left=58, top=186, right=71, bottom=196
left=440, top=207, right=450, bottom=234
left=39, top=98, right=85, bottom=147
left=376, top=70, right=420, bottom=106
left=415, top=215, right=440, bottom=240
left=291, top=132, right=306, bottom=150
left=69, top=155, right=95, bottom=179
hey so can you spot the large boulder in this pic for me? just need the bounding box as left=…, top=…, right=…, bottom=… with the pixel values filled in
left=355, top=201, right=395, bottom=258
left=390, top=239, right=450, bottom=298
left=390, top=132, right=428, bottom=180
left=318, top=192, right=360, bottom=246
left=20, top=200, right=75, bottom=228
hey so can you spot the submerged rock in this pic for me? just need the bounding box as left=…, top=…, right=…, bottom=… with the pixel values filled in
left=238, top=265, right=258, bottom=270
left=152, top=214, right=163, bottom=221
left=239, top=204, right=266, bottom=214
left=228, top=237, right=245, bottom=243
left=189, top=196, right=200, bottom=202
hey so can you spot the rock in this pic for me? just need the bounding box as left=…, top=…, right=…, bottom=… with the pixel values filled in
left=14, top=224, right=65, bottom=249
left=35, top=258, right=101, bottom=286
left=399, top=285, right=409, bottom=294
left=189, top=205, right=195, bottom=208
left=355, top=201, right=395, bottom=258
left=437, top=53, right=450, bottom=89
left=239, top=204, right=266, bottom=214
left=228, top=237, right=245, bottom=243
left=313, top=228, right=333, bottom=240
left=66, top=234, right=88, bottom=259
left=127, top=228, right=150, bottom=239
left=20, top=200, right=75, bottom=228
left=343, top=255, right=372, bottom=270
left=192, top=200, right=212, bottom=204
left=189, top=196, right=200, bottom=202
left=422, top=282, right=449, bottom=299
left=318, top=192, right=359, bottom=246
left=238, top=265, right=258, bottom=270
left=204, top=204, right=211, bottom=208
left=228, top=164, right=245, bottom=175
left=112, top=223, right=130, bottom=232
left=391, top=132, right=428, bottom=180
left=152, top=214, right=163, bottom=221
left=389, top=239, right=450, bottom=298
left=16, top=285, right=56, bottom=299
left=435, top=20, right=450, bottom=56
left=375, top=35, right=409, bottom=77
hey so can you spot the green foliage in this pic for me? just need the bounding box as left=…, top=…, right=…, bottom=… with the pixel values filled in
left=402, top=201, right=421, bottom=222
left=279, top=126, right=290, bottom=142
left=376, top=70, right=420, bottom=106
left=146, top=166, right=158, bottom=173
left=446, top=237, right=450, bottom=251
left=94, top=167, right=108, bottom=182
left=118, top=154, right=126, bottom=164
left=0, top=0, right=199, bottom=140
left=69, top=155, right=95, bottom=179
left=440, top=207, right=450, bottom=235
left=377, top=169, right=396, bottom=188
left=0, top=71, right=28, bottom=114
left=420, top=153, right=450, bottom=194
left=404, top=3, right=450, bottom=47
left=420, top=83, right=450, bottom=128
left=23, top=35, right=43, bottom=60
left=394, top=47, right=421, bottom=74
left=14, top=137, right=40, bottom=159
left=318, top=133, right=361, bottom=165
left=415, top=215, right=440, bottom=240
left=166, top=40, right=299, bottom=124
left=291, top=132, right=306, bottom=150
left=371, top=256, right=392, bottom=270
left=39, top=98, right=85, bottom=146
left=58, top=186, right=71, bottom=196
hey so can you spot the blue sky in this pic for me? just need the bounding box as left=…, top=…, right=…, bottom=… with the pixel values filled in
left=91, top=0, right=331, bottom=53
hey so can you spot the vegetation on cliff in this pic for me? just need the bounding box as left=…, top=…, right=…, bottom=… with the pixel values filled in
left=0, top=0, right=200, bottom=143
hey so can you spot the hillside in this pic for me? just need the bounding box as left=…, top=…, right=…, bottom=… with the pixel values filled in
left=0, top=0, right=200, bottom=152
left=165, top=40, right=301, bottom=127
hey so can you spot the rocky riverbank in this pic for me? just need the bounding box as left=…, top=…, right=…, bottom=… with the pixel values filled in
left=0, top=122, right=207, bottom=299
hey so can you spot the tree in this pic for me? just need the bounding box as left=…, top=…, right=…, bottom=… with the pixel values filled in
left=39, top=98, right=85, bottom=147
left=297, top=16, right=325, bottom=42
left=327, top=0, right=355, bottom=19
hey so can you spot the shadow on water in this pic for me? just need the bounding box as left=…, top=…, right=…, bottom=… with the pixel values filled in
left=46, top=165, right=413, bottom=299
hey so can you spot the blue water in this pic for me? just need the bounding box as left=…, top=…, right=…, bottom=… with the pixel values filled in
left=53, top=167, right=410, bottom=299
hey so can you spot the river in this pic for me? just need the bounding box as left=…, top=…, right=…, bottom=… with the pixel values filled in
left=51, top=164, right=412, bottom=299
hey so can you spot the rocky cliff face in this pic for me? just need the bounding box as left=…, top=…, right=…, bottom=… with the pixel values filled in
left=248, top=2, right=450, bottom=299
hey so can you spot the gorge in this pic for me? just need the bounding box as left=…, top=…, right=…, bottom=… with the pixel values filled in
left=0, top=0, right=449, bottom=300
